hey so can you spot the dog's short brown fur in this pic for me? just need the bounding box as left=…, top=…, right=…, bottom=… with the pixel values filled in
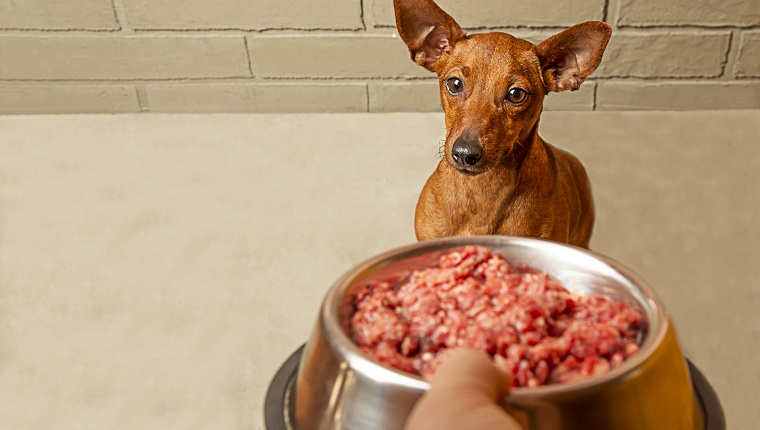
left=394, top=0, right=611, bottom=248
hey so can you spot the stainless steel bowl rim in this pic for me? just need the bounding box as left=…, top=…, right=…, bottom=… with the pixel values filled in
left=322, top=235, right=669, bottom=398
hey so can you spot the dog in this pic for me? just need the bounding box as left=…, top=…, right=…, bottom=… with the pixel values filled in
left=394, top=0, right=611, bottom=248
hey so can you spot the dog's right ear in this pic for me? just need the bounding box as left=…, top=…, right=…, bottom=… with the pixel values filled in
left=394, top=0, right=466, bottom=72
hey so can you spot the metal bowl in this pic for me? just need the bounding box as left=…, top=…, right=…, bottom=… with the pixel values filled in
left=294, top=236, right=702, bottom=430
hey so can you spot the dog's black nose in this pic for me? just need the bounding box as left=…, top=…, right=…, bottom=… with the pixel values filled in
left=451, top=138, right=483, bottom=167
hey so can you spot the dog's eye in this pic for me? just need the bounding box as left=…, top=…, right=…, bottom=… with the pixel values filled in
left=505, top=87, right=528, bottom=104
left=445, top=77, right=464, bottom=95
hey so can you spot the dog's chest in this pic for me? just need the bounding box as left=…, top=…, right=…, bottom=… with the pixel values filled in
left=433, top=168, right=518, bottom=228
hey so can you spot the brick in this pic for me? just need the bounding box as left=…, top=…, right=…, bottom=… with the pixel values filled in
left=735, top=31, right=760, bottom=77
left=510, top=30, right=564, bottom=45
left=246, top=29, right=564, bottom=82
left=0, top=0, right=118, bottom=30
left=122, top=0, right=361, bottom=30
left=370, top=81, right=440, bottom=112
left=495, top=29, right=730, bottom=79
left=619, top=0, right=760, bottom=27
left=371, top=0, right=604, bottom=28
left=370, top=80, right=594, bottom=112
left=0, top=84, right=139, bottom=114
left=596, top=81, right=760, bottom=110
left=544, top=83, right=595, bottom=111
left=0, top=36, right=250, bottom=80
left=144, top=83, right=368, bottom=113
left=248, top=34, right=429, bottom=79
left=596, top=32, right=730, bottom=78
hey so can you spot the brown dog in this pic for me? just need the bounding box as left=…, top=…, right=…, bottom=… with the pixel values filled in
left=394, top=0, right=610, bottom=248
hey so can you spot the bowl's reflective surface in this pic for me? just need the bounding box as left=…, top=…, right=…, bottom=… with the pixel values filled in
left=294, top=236, right=700, bottom=430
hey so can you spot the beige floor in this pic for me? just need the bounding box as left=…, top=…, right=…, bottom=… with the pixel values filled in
left=0, top=111, right=757, bottom=429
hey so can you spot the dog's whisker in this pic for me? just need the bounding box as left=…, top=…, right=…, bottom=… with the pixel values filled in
left=432, top=139, right=446, bottom=161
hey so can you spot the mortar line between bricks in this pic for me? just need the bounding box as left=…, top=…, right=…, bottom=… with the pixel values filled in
left=254, top=76, right=439, bottom=81
left=591, top=78, right=760, bottom=85
left=719, top=31, right=735, bottom=79
left=0, top=28, right=122, bottom=33
left=593, top=75, right=732, bottom=81
left=0, top=27, right=366, bottom=34
left=616, top=24, right=760, bottom=31
left=0, top=78, right=430, bottom=85
left=359, top=0, right=368, bottom=31
left=135, top=86, right=149, bottom=112
left=365, top=83, right=371, bottom=113
left=601, top=28, right=737, bottom=36
left=607, top=0, right=623, bottom=28
left=243, top=36, right=255, bottom=77
left=0, top=77, right=258, bottom=83
left=131, top=27, right=366, bottom=33
left=110, top=0, right=132, bottom=32
left=602, top=0, right=611, bottom=24
left=723, top=30, right=744, bottom=80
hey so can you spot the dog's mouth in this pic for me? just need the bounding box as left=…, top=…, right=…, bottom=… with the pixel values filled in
left=446, top=157, right=488, bottom=176
left=456, top=166, right=486, bottom=176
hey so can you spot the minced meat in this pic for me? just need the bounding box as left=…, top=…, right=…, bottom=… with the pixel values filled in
left=350, top=245, right=643, bottom=387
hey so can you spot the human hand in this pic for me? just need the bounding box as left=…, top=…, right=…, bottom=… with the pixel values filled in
left=404, top=348, right=524, bottom=430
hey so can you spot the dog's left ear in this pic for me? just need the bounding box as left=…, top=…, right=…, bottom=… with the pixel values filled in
left=535, top=21, right=611, bottom=92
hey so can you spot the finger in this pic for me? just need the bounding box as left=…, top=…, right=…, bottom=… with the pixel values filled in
left=405, top=349, right=522, bottom=430
left=430, top=348, right=512, bottom=400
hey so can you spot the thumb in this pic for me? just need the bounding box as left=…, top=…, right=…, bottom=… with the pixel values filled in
left=431, top=348, right=512, bottom=400
left=404, top=348, right=523, bottom=430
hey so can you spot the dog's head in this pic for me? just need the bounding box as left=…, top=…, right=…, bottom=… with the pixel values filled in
left=394, top=0, right=610, bottom=174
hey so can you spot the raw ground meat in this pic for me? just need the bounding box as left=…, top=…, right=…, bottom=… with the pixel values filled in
left=349, top=245, right=643, bottom=387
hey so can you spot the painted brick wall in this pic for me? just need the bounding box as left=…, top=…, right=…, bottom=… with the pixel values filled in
left=0, top=0, right=758, bottom=113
